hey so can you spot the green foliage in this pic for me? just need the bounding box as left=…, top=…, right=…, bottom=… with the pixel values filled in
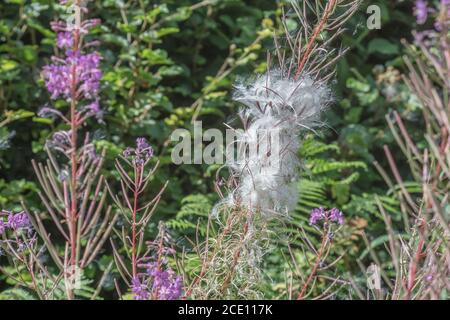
left=0, top=288, right=37, bottom=300
left=167, top=194, right=214, bottom=237
left=299, top=135, right=368, bottom=207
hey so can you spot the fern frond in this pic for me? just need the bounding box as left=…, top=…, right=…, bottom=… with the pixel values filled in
left=308, top=159, right=367, bottom=174
left=0, top=288, right=36, bottom=300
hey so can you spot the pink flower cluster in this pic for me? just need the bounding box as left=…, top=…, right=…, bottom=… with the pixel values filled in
left=123, top=138, right=154, bottom=166
left=41, top=5, right=103, bottom=123
left=309, top=207, right=344, bottom=226
left=131, top=239, right=183, bottom=300
left=43, top=51, right=101, bottom=101
left=132, top=257, right=183, bottom=300
left=0, top=211, right=31, bottom=235
left=414, top=0, right=450, bottom=30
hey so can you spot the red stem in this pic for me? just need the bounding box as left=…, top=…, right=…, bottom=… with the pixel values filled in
left=297, top=232, right=328, bottom=300
left=404, top=127, right=447, bottom=299
left=294, top=0, right=337, bottom=80
left=69, top=0, right=81, bottom=270
left=405, top=221, right=426, bottom=300
left=183, top=267, right=205, bottom=299
left=131, top=166, right=141, bottom=279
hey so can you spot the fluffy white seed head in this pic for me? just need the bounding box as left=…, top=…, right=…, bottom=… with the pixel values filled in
left=221, top=70, right=332, bottom=216
left=233, top=70, right=331, bottom=130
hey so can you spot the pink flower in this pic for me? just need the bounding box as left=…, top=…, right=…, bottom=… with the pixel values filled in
left=309, top=207, right=344, bottom=226
left=7, top=212, right=30, bottom=230
left=123, top=138, right=154, bottom=166
left=56, top=32, right=73, bottom=49
left=43, top=51, right=102, bottom=100
left=0, top=220, right=5, bottom=235
left=414, top=0, right=429, bottom=25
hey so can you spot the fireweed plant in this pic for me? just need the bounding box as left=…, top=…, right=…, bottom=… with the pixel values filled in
left=0, top=211, right=43, bottom=298
left=0, top=210, right=85, bottom=300
left=0, top=210, right=35, bottom=260
left=107, top=138, right=177, bottom=300
left=130, top=223, right=182, bottom=300
left=359, top=0, right=450, bottom=300
left=0, top=0, right=116, bottom=299
left=186, top=0, right=360, bottom=299
left=295, top=207, right=344, bottom=299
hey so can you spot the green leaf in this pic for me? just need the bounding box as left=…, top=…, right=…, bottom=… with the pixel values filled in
left=368, top=38, right=399, bottom=56
left=140, top=49, right=172, bottom=65
left=0, top=59, right=18, bottom=72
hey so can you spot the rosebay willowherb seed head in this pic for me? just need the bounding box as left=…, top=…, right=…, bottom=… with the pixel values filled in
left=223, top=70, right=333, bottom=216
left=233, top=71, right=332, bottom=128
left=209, top=1, right=361, bottom=219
